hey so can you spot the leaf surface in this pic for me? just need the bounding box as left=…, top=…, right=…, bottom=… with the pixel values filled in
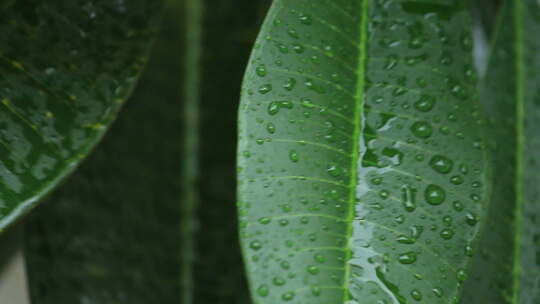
left=0, top=0, right=160, bottom=230
left=461, top=1, right=540, bottom=303
left=237, top=0, right=489, bottom=303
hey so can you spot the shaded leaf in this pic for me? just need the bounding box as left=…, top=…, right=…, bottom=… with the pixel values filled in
left=0, top=0, right=161, bottom=230
left=462, top=1, right=540, bottom=303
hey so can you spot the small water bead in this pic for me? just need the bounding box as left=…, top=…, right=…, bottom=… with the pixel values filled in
left=257, top=284, right=269, bottom=297
left=432, top=287, right=444, bottom=298
left=465, top=212, right=478, bottom=226
left=411, top=289, right=423, bottom=301
left=267, top=100, right=293, bottom=115
left=299, top=13, right=313, bottom=25
left=282, top=291, right=295, bottom=301
left=402, top=185, right=417, bottom=212
left=472, top=181, right=482, bottom=188
left=289, top=150, right=299, bottom=162
left=307, top=265, right=319, bottom=275
left=440, top=228, right=454, bottom=240
left=442, top=215, right=453, bottom=227
left=410, top=121, right=433, bottom=138
left=266, top=123, right=276, bottom=134
left=450, top=175, right=464, bottom=185
left=453, top=201, right=464, bottom=212
left=425, top=184, right=446, bottom=205
left=279, top=219, right=289, bottom=226
left=256, top=64, right=267, bottom=77
left=379, top=189, right=390, bottom=199
left=398, top=251, right=417, bottom=264
left=273, top=277, right=286, bottom=286
left=258, top=217, right=271, bottom=225
left=384, top=54, right=399, bottom=70
left=259, top=84, right=272, bottom=94
left=456, top=269, right=468, bottom=282
left=371, top=177, right=383, bottom=185
left=429, top=155, right=454, bottom=174
left=250, top=240, right=262, bottom=250
left=464, top=245, right=474, bottom=257
left=414, top=95, right=436, bottom=112
left=327, top=163, right=343, bottom=177
left=292, top=43, right=304, bottom=53
left=283, top=78, right=296, bottom=91
left=314, top=253, right=326, bottom=263
left=311, top=286, right=321, bottom=296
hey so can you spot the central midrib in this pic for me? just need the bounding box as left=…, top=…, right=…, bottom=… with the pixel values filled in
left=343, top=0, right=370, bottom=301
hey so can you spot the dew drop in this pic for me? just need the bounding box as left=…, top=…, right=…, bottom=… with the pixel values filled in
left=425, top=184, right=446, bottom=205
left=429, top=155, right=454, bottom=174
left=398, top=251, right=417, bottom=264
left=410, top=121, right=433, bottom=138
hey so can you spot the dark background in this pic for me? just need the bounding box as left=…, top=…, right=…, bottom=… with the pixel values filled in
left=25, top=1, right=271, bottom=303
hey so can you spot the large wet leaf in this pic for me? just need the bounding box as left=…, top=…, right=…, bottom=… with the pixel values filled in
left=461, top=0, right=540, bottom=303
left=0, top=0, right=161, bottom=230
left=237, top=0, right=489, bottom=303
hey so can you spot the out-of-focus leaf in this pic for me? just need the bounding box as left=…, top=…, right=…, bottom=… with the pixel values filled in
left=0, top=0, right=161, bottom=230
left=462, top=1, right=540, bottom=303
left=25, top=0, right=269, bottom=303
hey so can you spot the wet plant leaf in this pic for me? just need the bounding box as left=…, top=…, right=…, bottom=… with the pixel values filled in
left=0, top=0, right=161, bottom=230
left=237, top=0, right=490, bottom=303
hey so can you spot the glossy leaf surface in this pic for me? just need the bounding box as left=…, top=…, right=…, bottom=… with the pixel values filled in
left=0, top=0, right=160, bottom=230
left=238, top=0, right=489, bottom=303
left=462, top=1, right=540, bottom=303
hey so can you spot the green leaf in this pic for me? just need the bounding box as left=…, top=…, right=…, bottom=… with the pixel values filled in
left=461, top=1, right=540, bottom=303
left=25, top=1, right=268, bottom=303
left=0, top=0, right=161, bottom=230
left=237, top=0, right=489, bottom=303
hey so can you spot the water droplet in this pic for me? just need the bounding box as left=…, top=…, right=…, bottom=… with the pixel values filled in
left=402, top=185, right=417, bottom=212
left=282, top=291, right=295, bottom=301
left=283, top=78, right=296, bottom=91
left=259, top=84, right=272, bottom=94
left=258, top=217, right=271, bottom=225
left=414, top=95, right=436, bottom=112
left=250, top=240, right=262, bottom=250
left=465, top=212, right=478, bottom=226
left=425, top=184, right=446, bottom=205
left=257, top=284, right=269, bottom=297
left=266, top=123, right=276, bottom=134
left=307, top=265, right=319, bottom=275
left=456, top=269, right=468, bottom=282
left=429, top=155, right=454, bottom=174
left=327, top=163, right=343, bottom=177
left=410, top=121, right=433, bottom=138
left=440, top=228, right=454, bottom=240
left=273, top=277, right=286, bottom=286
left=398, top=251, right=417, bottom=264
left=411, top=289, right=423, bottom=301
left=299, top=13, right=312, bottom=25
left=289, top=150, right=299, bottom=162
left=432, top=287, right=444, bottom=298
left=256, top=64, right=267, bottom=77
left=450, top=175, right=464, bottom=185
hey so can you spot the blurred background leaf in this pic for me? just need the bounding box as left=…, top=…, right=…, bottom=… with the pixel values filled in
left=24, top=0, right=270, bottom=303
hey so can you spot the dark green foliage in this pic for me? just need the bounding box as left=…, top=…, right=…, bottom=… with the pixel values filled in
left=0, top=0, right=161, bottom=230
